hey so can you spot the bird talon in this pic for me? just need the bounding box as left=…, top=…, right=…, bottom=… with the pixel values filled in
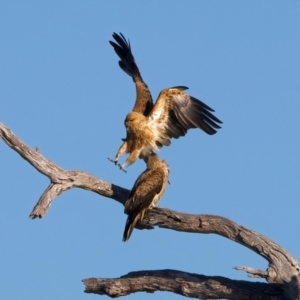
left=118, top=164, right=127, bottom=173
left=108, top=157, right=118, bottom=165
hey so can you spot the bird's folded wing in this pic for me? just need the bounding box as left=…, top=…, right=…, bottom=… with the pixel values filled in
left=124, top=169, right=164, bottom=215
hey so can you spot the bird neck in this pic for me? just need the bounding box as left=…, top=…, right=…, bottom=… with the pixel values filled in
left=146, top=153, right=160, bottom=168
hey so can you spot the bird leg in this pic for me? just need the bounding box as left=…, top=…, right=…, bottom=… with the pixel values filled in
left=107, top=157, right=118, bottom=164
left=108, top=141, right=128, bottom=165
left=117, top=149, right=141, bottom=173
left=117, top=163, right=128, bottom=173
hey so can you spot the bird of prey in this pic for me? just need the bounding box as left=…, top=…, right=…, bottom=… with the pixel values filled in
left=109, top=33, right=222, bottom=172
left=123, top=152, right=169, bottom=242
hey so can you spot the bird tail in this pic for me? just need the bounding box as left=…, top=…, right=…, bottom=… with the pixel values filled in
left=123, top=213, right=140, bottom=242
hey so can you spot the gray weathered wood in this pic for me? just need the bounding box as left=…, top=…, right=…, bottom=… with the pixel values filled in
left=83, top=269, right=283, bottom=300
left=1, top=121, right=299, bottom=300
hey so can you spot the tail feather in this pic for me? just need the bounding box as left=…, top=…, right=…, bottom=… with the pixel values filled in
left=123, top=213, right=140, bottom=242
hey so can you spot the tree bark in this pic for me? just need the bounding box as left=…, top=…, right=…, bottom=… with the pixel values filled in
left=83, top=269, right=283, bottom=300
left=1, top=121, right=299, bottom=300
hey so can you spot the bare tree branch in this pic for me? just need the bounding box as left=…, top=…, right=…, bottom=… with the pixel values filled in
left=83, top=269, right=283, bottom=300
left=0, top=122, right=129, bottom=218
left=1, top=121, right=300, bottom=300
left=140, top=208, right=300, bottom=287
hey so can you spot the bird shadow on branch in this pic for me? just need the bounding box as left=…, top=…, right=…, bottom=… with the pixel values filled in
left=1, top=121, right=299, bottom=300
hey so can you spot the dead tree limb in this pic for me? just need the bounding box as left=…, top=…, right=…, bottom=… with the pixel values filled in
left=1, top=121, right=299, bottom=300
left=0, top=122, right=128, bottom=218
left=83, top=269, right=283, bottom=300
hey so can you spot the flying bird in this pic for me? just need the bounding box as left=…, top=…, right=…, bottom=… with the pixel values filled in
left=108, top=33, right=222, bottom=172
left=123, top=152, right=169, bottom=242
left=109, top=86, right=222, bottom=172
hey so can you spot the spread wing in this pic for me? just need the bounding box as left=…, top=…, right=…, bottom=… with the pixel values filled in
left=109, top=32, right=153, bottom=116
left=123, top=168, right=164, bottom=241
left=148, top=86, right=222, bottom=140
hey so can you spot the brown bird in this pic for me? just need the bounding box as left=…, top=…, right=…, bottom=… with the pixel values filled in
left=123, top=152, right=169, bottom=242
left=109, top=33, right=222, bottom=172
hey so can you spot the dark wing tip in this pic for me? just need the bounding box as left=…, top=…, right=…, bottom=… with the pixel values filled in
left=170, top=86, right=189, bottom=91
left=110, top=32, right=153, bottom=115
left=109, top=32, right=138, bottom=81
left=190, top=96, right=216, bottom=112
left=111, top=32, right=130, bottom=47
left=173, top=94, right=222, bottom=135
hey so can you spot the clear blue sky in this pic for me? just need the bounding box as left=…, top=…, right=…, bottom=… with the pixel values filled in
left=1, top=2, right=299, bottom=299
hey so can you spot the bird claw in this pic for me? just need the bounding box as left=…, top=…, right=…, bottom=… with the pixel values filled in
left=118, top=164, right=127, bottom=173
left=108, top=158, right=127, bottom=173
left=108, top=157, right=118, bottom=165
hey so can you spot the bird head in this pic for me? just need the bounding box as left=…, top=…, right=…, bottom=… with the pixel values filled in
left=124, top=112, right=144, bottom=128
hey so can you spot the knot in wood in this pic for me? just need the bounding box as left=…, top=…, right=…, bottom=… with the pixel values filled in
left=267, top=266, right=278, bottom=282
left=169, top=214, right=181, bottom=222
left=199, top=218, right=209, bottom=228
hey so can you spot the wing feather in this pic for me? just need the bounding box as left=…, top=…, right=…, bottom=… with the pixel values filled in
left=189, top=96, right=222, bottom=124
left=109, top=33, right=135, bottom=78
left=174, top=94, right=222, bottom=134
left=149, top=87, right=222, bottom=139
left=123, top=169, right=163, bottom=242
left=166, top=111, right=187, bottom=138
left=110, top=32, right=153, bottom=115
left=123, top=156, right=168, bottom=241
left=124, top=169, right=164, bottom=216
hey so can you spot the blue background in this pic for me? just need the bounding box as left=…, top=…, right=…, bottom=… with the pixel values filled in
left=1, top=2, right=299, bottom=299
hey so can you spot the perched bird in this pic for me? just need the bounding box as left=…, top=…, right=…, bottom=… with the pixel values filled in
left=123, top=152, right=169, bottom=242
left=109, top=33, right=222, bottom=172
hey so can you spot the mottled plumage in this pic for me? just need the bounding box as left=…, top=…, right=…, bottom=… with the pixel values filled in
left=109, top=33, right=222, bottom=172
left=123, top=152, right=169, bottom=242
left=110, top=86, right=222, bottom=171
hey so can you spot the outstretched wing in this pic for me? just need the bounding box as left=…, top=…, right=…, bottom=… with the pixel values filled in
left=148, top=86, right=222, bottom=140
left=109, top=32, right=153, bottom=116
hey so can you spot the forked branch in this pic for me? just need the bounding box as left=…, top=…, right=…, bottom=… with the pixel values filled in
left=0, top=122, right=128, bottom=218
